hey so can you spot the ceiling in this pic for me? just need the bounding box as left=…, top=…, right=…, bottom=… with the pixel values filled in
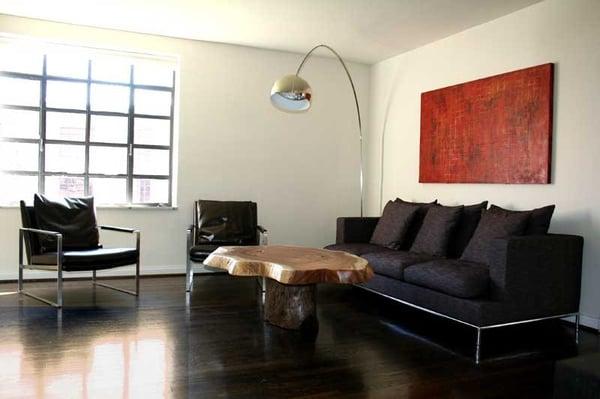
left=0, top=0, right=542, bottom=64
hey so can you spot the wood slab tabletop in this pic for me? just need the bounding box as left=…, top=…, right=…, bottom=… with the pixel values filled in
left=204, top=245, right=373, bottom=285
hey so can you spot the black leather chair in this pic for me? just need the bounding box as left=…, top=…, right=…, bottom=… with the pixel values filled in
left=186, top=200, right=267, bottom=291
left=19, top=199, right=140, bottom=308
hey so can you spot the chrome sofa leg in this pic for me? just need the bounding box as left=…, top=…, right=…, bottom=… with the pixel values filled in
left=475, top=328, right=482, bottom=364
left=18, top=230, right=24, bottom=292
left=575, top=314, right=580, bottom=345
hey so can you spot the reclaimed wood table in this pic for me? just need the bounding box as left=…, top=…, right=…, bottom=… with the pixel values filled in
left=204, top=245, right=373, bottom=330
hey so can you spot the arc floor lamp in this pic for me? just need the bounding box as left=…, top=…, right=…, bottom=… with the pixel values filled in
left=270, top=44, right=364, bottom=217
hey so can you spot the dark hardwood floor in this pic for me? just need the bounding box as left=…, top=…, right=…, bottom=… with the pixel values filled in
left=0, top=274, right=597, bottom=398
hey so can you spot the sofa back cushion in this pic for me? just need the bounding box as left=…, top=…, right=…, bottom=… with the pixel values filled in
left=33, top=194, right=100, bottom=253
left=460, top=209, right=529, bottom=263
left=447, top=201, right=488, bottom=258
left=488, top=204, right=555, bottom=235
left=410, top=205, right=464, bottom=257
left=370, top=201, right=420, bottom=249
left=395, top=198, right=437, bottom=249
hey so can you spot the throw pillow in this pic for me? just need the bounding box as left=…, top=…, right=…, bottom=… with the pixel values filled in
left=370, top=200, right=420, bottom=249
left=394, top=198, right=438, bottom=249
left=34, top=194, right=100, bottom=252
left=460, top=209, right=529, bottom=264
left=489, top=204, right=555, bottom=235
left=447, top=201, right=488, bottom=258
left=410, top=205, right=464, bottom=257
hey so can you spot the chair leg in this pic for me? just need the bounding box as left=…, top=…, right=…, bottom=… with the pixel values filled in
left=18, top=230, right=24, bottom=292
left=186, top=256, right=194, bottom=292
left=57, top=267, right=63, bottom=308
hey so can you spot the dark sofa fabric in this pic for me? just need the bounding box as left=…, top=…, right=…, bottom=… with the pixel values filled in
left=362, top=250, right=435, bottom=280
left=335, top=217, right=379, bottom=244
left=324, top=243, right=390, bottom=256
left=404, top=259, right=489, bottom=299
left=447, top=201, right=488, bottom=258
left=460, top=209, right=530, bottom=264
left=395, top=199, right=437, bottom=250
left=370, top=201, right=419, bottom=249
left=329, top=213, right=583, bottom=328
left=489, top=204, right=555, bottom=235
left=410, top=205, right=464, bottom=257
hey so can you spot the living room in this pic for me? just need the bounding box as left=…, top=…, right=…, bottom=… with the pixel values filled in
left=0, top=0, right=598, bottom=397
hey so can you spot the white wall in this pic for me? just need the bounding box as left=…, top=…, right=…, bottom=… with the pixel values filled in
left=366, top=0, right=600, bottom=327
left=0, top=15, right=370, bottom=278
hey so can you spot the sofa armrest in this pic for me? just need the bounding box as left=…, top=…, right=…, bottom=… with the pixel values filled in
left=486, top=234, right=583, bottom=313
left=336, top=217, right=379, bottom=244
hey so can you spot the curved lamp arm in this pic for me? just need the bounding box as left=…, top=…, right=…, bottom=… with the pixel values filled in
left=295, top=44, right=364, bottom=217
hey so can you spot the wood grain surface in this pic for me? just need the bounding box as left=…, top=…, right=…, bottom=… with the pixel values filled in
left=204, top=245, right=373, bottom=285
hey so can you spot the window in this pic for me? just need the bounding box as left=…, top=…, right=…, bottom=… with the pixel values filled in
left=0, top=39, right=176, bottom=207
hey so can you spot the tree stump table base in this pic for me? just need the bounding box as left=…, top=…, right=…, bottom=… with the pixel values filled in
left=204, top=245, right=373, bottom=331
left=264, top=279, right=317, bottom=330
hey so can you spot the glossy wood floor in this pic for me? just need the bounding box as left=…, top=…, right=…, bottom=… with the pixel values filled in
left=0, top=274, right=597, bottom=399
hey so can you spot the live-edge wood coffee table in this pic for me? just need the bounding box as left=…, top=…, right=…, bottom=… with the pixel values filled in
left=204, top=245, right=373, bottom=330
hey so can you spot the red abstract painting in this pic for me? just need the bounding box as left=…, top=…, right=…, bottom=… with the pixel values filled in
left=419, top=63, right=553, bottom=184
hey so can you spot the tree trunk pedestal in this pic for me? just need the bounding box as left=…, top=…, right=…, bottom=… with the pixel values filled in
left=264, top=279, right=317, bottom=330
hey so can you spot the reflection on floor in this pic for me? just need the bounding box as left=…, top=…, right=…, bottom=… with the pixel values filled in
left=0, top=275, right=597, bottom=398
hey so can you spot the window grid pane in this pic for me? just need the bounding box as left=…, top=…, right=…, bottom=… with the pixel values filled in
left=0, top=46, right=175, bottom=206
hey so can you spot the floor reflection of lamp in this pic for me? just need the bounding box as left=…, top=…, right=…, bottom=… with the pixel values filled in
left=269, top=44, right=364, bottom=217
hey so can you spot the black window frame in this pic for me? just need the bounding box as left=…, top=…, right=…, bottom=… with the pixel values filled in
left=0, top=53, right=176, bottom=207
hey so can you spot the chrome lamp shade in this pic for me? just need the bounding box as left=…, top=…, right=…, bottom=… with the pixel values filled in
left=270, top=74, right=312, bottom=112
left=269, top=44, right=364, bottom=217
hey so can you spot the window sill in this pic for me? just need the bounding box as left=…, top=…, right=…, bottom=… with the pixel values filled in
left=0, top=205, right=178, bottom=210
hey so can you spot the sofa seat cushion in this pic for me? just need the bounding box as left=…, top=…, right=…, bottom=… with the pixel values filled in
left=324, top=243, right=388, bottom=256
left=404, top=259, right=489, bottom=299
left=362, top=250, right=436, bottom=280
left=32, top=247, right=138, bottom=272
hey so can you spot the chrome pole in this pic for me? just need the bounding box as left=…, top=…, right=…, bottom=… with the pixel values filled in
left=296, top=44, right=364, bottom=217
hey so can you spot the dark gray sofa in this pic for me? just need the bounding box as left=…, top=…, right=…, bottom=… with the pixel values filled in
left=325, top=216, right=584, bottom=363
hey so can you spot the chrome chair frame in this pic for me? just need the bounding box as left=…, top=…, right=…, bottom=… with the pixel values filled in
left=18, top=225, right=140, bottom=308
left=185, top=225, right=268, bottom=292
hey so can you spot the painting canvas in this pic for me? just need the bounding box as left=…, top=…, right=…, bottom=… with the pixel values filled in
left=419, top=63, right=554, bottom=184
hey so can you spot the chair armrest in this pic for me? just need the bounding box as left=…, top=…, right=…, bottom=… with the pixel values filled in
left=99, top=225, right=139, bottom=234
left=487, top=234, right=583, bottom=313
left=335, top=217, right=379, bottom=244
left=20, top=227, right=62, bottom=237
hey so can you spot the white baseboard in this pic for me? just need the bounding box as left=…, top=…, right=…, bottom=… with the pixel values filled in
left=2, top=266, right=597, bottom=331
left=0, top=264, right=187, bottom=281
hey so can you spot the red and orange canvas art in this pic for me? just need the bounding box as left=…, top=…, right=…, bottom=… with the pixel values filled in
left=419, top=63, right=554, bottom=184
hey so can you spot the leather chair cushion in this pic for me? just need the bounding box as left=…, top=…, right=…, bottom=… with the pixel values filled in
left=189, top=244, right=221, bottom=263
left=32, top=247, right=138, bottom=272
left=362, top=250, right=436, bottom=280
left=404, top=259, right=489, bottom=299
left=33, top=194, right=100, bottom=252
left=196, top=200, right=257, bottom=245
left=324, top=243, right=390, bottom=256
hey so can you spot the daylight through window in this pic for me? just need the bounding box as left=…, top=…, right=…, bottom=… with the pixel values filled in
left=0, top=39, right=177, bottom=206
